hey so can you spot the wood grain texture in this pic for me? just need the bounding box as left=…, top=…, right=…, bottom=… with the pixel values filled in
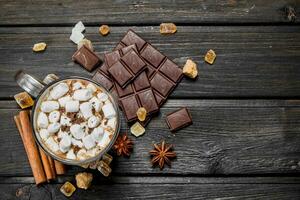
left=0, top=0, right=299, bottom=25
left=1, top=99, right=300, bottom=176
left=1, top=26, right=300, bottom=99
left=1, top=177, right=300, bottom=200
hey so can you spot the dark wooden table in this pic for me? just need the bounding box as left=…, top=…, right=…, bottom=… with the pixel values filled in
left=1, top=1, right=300, bottom=199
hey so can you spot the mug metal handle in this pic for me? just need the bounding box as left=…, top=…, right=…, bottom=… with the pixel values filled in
left=14, top=70, right=59, bottom=98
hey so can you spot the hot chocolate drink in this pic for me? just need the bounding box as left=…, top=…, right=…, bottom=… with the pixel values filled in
left=34, top=79, right=118, bottom=161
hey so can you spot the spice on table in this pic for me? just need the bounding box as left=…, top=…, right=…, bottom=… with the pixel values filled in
left=14, top=112, right=47, bottom=185
left=136, top=107, right=147, bottom=121
left=60, top=181, right=76, bottom=197
left=183, top=59, right=198, bottom=79
left=102, top=153, right=113, bottom=165
left=75, top=172, right=93, bottom=190
left=14, top=92, right=34, bottom=109
left=77, top=38, right=94, bottom=51
left=54, top=160, right=67, bottom=175
left=32, top=42, right=47, bottom=52
left=160, top=23, right=177, bottom=34
left=130, top=122, right=145, bottom=137
left=114, top=134, right=133, bottom=157
left=149, top=141, right=176, bottom=170
left=204, top=49, right=216, bottom=64
left=39, top=147, right=55, bottom=182
left=99, top=25, right=110, bottom=36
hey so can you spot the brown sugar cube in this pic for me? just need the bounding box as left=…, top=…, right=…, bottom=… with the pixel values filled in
left=60, top=181, right=76, bottom=197
left=99, top=25, right=110, bottom=36
left=32, top=42, right=47, bottom=52
left=205, top=49, right=216, bottom=64
left=14, top=92, right=34, bottom=109
left=183, top=59, right=198, bottom=79
left=160, top=23, right=177, bottom=34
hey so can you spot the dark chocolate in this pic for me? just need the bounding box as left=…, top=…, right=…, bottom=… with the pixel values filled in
left=116, top=30, right=183, bottom=106
left=165, top=108, right=192, bottom=132
left=92, top=70, right=114, bottom=91
left=115, top=71, right=159, bottom=122
left=108, top=49, right=147, bottom=88
left=72, top=45, right=101, bottom=72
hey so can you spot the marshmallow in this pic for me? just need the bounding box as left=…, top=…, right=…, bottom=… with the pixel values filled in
left=66, top=149, right=76, bottom=160
left=49, top=110, right=60, bottom=123
left=87, top=83, right=97, bottom=93
left=107, top=117, right=116, bottom=129
left=97, top=92, right=108, bottom=102
left=89, top=97, right=103, bottom=112
left=98, top=131, right=111, bottom=148
left=80, top=122, right=89, bottom=134
left=50, top=83, right=69, bottom=100
left=70, top=124, right=85, bottom=140
left=77, top=149, right=87, bottom=160
left=58, top=95, right=72, bottom=107
left=74, top=21, right=85, bottom=33
left=91, top=126, right=104, bottom=142
left=88, top=116, right=100, bottom=128
left=65, top=100, right=79, bottom=113
left=37, top=112, right=48, bottom=129
left=45, top=137, right=59, bottom=152
left=73, top=89, right=93, bottom=101
left=70, top=30, right=84, bottom=44
left=102, top=103, right=116, bottom=119
left=80, top=102, right=93, bottom=119
left=60, top=114, right=71, bottom=126
left=39, top=129, right=49, bottom=141
left=73, top=81, right=85, bottom=90
left=82, top=134, right=96, bottom=150
left=47, top=123, right=61, bottom=135
left=58, top=130, right=69, bottom=138
left=71, top=138, right=83, bottom=148
left=59, top=135, right=72, bottom=153
left=40, top=101, right=59, bottom=113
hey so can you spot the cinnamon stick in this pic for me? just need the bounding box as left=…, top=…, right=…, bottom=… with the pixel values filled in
left=47, top=156, right=57, bottom=179
left=39, top=147, right=55, bottom=181
left=54, top=160, right=67, bottom=175
left=16, top=111, right=47, bottom=185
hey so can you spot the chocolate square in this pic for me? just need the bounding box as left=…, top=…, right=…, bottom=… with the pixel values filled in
left=150, top=73, right=175, bottom=97
left=115, top=82, right=134, bottom=98
left=92, top=70, right=114, bottom=91
left=159, top=59, right=183, bottom=83
left=166, top=108, right=193, bottom=132
left=72, top=45, right=101, bottom=72
left=137, top=89, right=159, bottom=114
left=105, top=51, right=121, bottom=67
left=121, top=30, right=146, bottom=51
left=120, top=95, right=140, bottom=122
left=121, top=50, right=146, bottom=74
left=133, top=72, right=150, bottom=92
left=109, top=61, right=133, bottom=87
left=140, top=44, right=165, bottom=68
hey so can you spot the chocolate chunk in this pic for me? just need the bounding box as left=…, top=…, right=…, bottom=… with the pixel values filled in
left=72, top=45, right=101, bottom=71
left=92, top=69, right=114, bottom=91
left=116, top=30, right=183, bottom=106
left=105, top=44, right=138, bottom=69
left=166, top=108, right=192, bottom=132
left=115, top=71, right=159, bottom=122
left=108, top=49, right=147, bottom=88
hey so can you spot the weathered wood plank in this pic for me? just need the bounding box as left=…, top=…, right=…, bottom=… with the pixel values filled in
left=0, top=0, right=298, bottom=25
left=1, top=177, right=300, bottom=200
left=1, top=99, right=300, bottom=176
left=0, top=26, right=300, bottom=98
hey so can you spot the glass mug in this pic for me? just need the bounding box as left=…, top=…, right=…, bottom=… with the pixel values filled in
left=15, top=70, right=120, bottom=166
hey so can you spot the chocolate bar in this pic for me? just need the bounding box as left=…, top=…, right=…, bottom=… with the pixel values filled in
left=165, top=108, right=192, bottom=132
left=72, top=45, right=101, bottom=72
left=92, top=44, right=138, bottom=91
left=116, top=30, right=183, bottom=106
left=115, top=71, right=159, bottom=122
left=108, top=49, right=147, bottom=88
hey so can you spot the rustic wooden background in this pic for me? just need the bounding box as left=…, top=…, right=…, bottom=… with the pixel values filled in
left=0, top=0, right=300, bottom=199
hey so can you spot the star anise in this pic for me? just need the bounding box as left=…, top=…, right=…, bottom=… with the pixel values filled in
left=113, top=134, right=133, bottom=157
left=149, top=141, right=176, bottom=169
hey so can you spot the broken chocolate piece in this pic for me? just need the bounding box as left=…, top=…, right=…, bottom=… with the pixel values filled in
left=72, top=45, right=101, bottom=71
left=166, top=107, right=192, bottom=132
